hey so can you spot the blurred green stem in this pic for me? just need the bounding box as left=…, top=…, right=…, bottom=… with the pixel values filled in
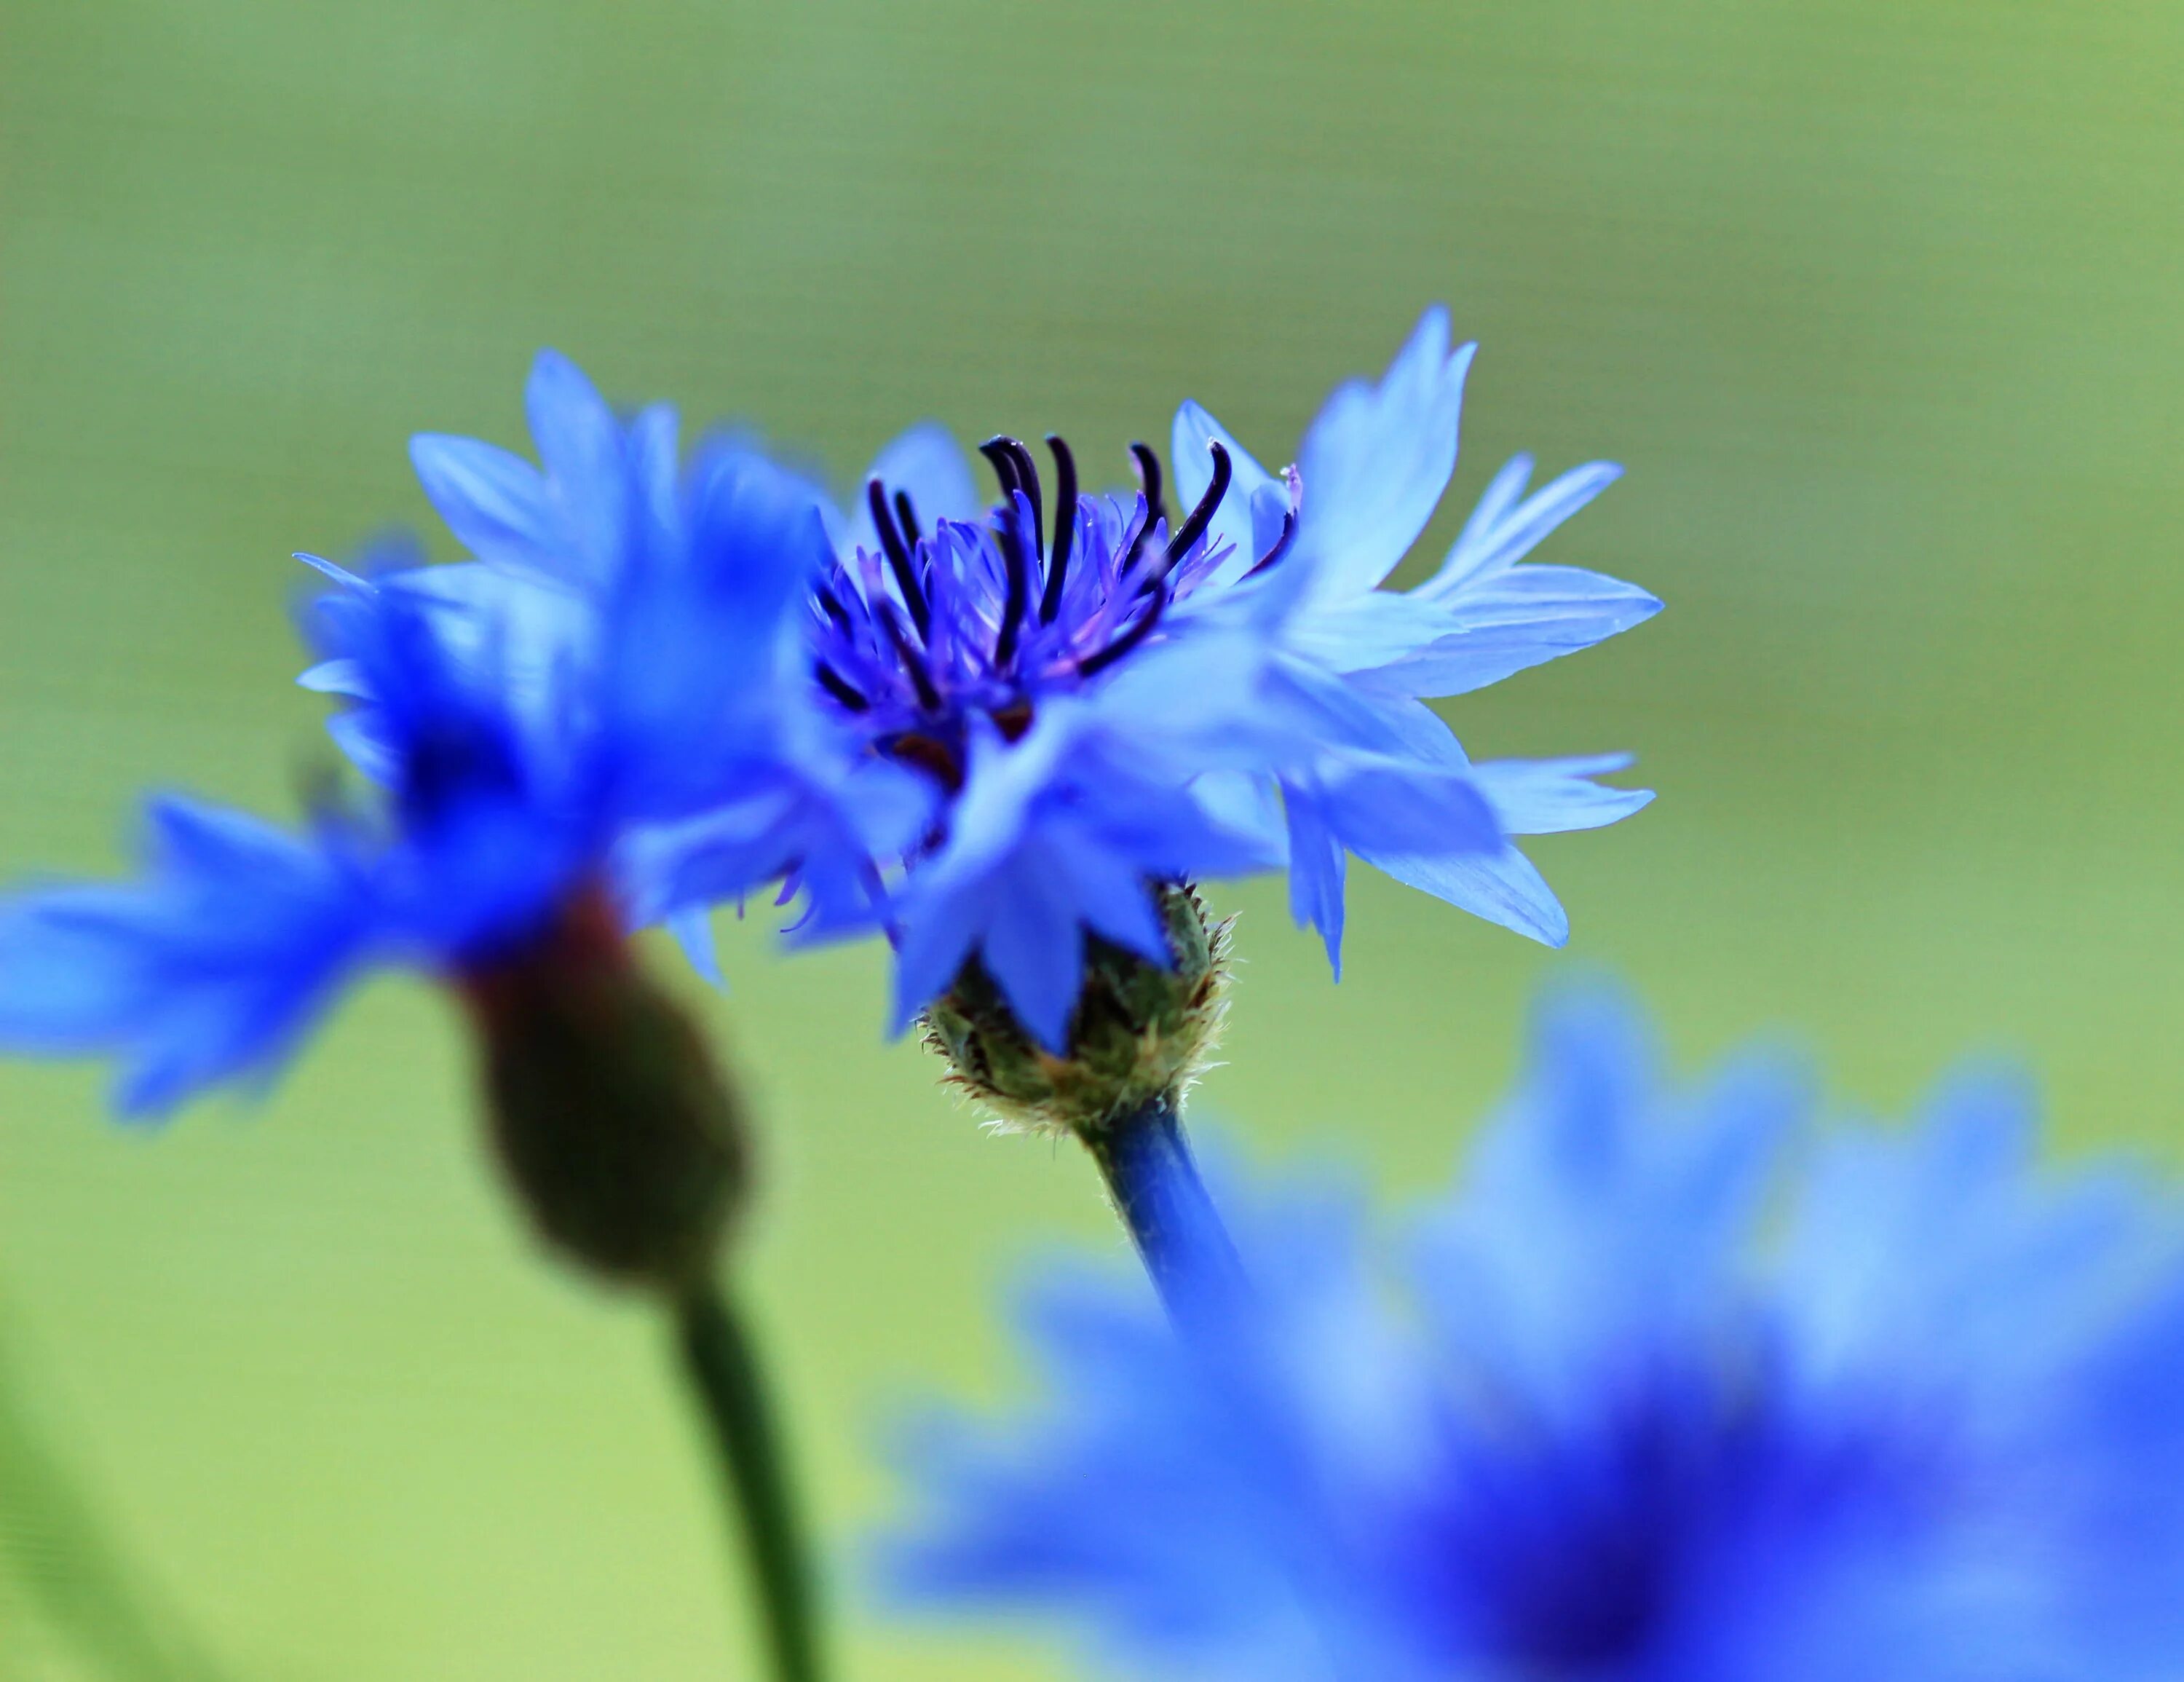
left=674, top=1282, right=826, bottom=1682
left=0, top=1330, right=227, bottom=1682
left=1083, top=1094, right=1246, bottom=1325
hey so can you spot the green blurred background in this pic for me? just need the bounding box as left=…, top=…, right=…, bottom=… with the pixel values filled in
left=2, top=0, right=2181, bottom=1675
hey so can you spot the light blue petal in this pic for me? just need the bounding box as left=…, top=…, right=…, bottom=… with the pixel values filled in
left=1469, top=756, right=1654, bottom=836
left=1364, top=566, right=1661, bottom=698
left=407, top=433, right=559, bottom=576
left=1304, top=753, right=1505, bottom=859
left=1281, top=591, right=1465, bottom=675
left=981, top=851, right=1087, bottom=1052
left=1171, top=402, right=1279, bottom=583
left=1281, top=784, right=1348, bottom=975
left=296, top=658, right=367, bottom=697
left=1049, top=828, right=1171, bottom=967
left=665, top=905, right=724, bottom=988
left=847, top=422, right=982, bottom=557
left=892, top=891, right=983, bottom=1036
left=523, top=349, right=627, bottom=580
left=1359, top=840, right=1569, bottom=947
left=1420, top=458, right=1623, bottom=598
left=1291, top=309, right=1475, bottom=605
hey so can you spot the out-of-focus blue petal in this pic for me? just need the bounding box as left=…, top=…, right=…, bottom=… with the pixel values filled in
left=0, top=797, right=384, bottom=1118
left=1289, top=309, right=1474, bottom=605
left=844, top=423, right=984, bottom=557
left=406, top=433, right=558, bottom=577
left=523, top=349, right=630, bottom=583
left=665, top=906, right=723, bottom=988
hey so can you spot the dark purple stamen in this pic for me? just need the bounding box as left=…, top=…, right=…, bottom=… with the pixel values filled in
left=893, top=489, right=922, bottom=547
left=1164, top=441, right=1231, bottom=566
left=1038, top=433, right=1078, bottom=623
left=992, top=491, right=1032, bottom=669
left=877, top=601, right=942, bottom=711
left=978, top=437, right=1024, bottom=503
left=1077, top=589, right=1166, bottom=679
left=1241, top=508, right=1298, bottom=580
left=815, top=661, right=870, bottom=711
left=1129, top=442, right=1167, bottom=531
left=815, top=583, right=854, bottom=628
left=990, top=436, right=1044, bottom=558
left=868, top=478, right=931, bottom=639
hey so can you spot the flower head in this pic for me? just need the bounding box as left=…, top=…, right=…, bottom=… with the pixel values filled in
left=792, top=309, right=1658, bottom=1049
left=882, top=987, right=2184, bottom=1681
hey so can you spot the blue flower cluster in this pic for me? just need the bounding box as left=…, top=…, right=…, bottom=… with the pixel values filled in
left=884, top=987, right=2184, bottom=1682
left=0, top=309, right=1656, bottom=1102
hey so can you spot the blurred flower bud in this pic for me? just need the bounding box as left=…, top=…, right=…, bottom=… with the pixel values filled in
left=921, top=882, right=1232, bottom=1140
left=459, top=887, right=748, bottom=1294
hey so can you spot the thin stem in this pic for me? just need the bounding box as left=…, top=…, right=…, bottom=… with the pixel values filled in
left=673, top=1281, right=826, bottom=1682
left=1081, top=1094, right=1247, bottom=1324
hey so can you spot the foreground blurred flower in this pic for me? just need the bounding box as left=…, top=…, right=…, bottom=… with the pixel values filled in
left=0, top=362, right=848, bottom=1682
left=882, top=987, right=2184, bottom=1681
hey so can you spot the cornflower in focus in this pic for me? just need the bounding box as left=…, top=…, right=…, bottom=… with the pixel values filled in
left=882, top=987, right=2184, bottom=1682
left=792, top=309, right=1659, bottom=1071
left=766, top=309, right=1660, bottom=1298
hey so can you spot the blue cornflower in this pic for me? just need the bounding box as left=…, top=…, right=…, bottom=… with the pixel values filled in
left=797, top=309, right=1658, bottom=1042
left=882, top=987, right=2184, bottom=1681
left=0, top=361, right=867, bottom=1119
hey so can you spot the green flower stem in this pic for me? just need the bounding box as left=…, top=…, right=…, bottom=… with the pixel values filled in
left=673, top=1282, right=826, bottom=1682
left=1082, top=1094, right=1246, bottom=1322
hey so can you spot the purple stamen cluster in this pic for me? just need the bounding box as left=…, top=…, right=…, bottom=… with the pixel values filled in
left=808, top=434, right=1272, bottom=789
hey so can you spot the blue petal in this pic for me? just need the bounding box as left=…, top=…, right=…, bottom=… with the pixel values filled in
left=1171, top=401, right=1279, bottom=584
left=665, top=905, right=724, bottom=988
left=0, top=797, right=384, bottom=1118
left=1365, top=566, right=1661, bottom=698
left=1470, top=756, right=1654, bottom=836
left=523, top=349, right=629, bottom=581
left=847, top=422, right=983, bottom=557
left=407, top=433, right=559, bottom=577
left=1281, top=783, right=1348, bottom=975
left=1420, top=457, right=1624, bottom=598
left=1359, top=839, right=1570, bottom=947
left=1291, top=308, right=1476, bottom=604
left=979, top=851, right=1088, bottom=1053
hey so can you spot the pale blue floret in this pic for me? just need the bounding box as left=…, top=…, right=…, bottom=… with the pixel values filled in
left=1168, top=309, right=1661, bottom=964
left=882, top=987, right=2184, bottom=1681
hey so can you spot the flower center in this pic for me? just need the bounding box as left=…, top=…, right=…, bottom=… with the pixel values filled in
left=807, top=433, right=1288, bottom=789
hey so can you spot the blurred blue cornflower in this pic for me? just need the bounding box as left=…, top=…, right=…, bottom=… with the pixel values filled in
left=882, top=987, right=2184, bottom=1681
left=789, top=308, right=1660, bottom=1044
left=0, top=357, right=913, bottom=1116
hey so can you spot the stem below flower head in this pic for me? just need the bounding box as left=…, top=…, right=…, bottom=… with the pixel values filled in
left=1081, top=1094, right=1248, bottom=1324
left=673, top=1282, right=826, bottom=1682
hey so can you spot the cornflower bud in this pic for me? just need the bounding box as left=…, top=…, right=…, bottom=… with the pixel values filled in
left=459, top=885, right=748, bottom=1295
left=920, top=881, right=1231, bottom=1142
